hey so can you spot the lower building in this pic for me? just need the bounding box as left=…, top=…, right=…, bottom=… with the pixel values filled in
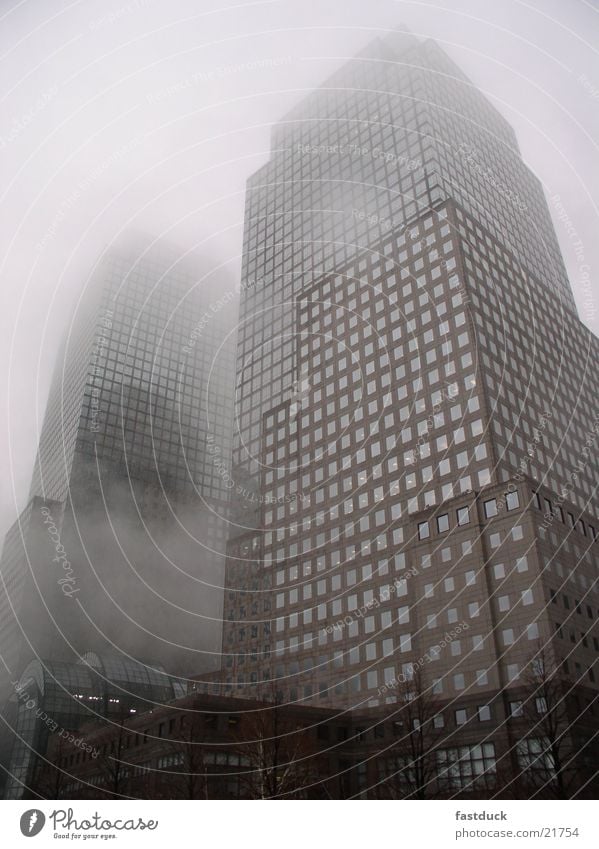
left=32, top=670, right=599, bottom=799
left=36, top=692, right=351, bottom=800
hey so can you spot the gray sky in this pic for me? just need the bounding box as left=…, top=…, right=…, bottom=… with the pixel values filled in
left=1, top=0, right=598, bottom=538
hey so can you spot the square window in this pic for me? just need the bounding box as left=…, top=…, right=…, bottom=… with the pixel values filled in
left=493, top=563, right=505, bottom=580
left=397, top=606, right=410, bottom=624
left=457, top=506, right=470, bottom=525
left=506, top=491, right=519, bottom=510
left=437, top=513, right=449, bottom=533
left=418, top=521, right=430, bottom=540
left=506, top=664, right=519, bottom=682
left=484, top=498, right=497, bottom=518
left=367, top=670, right=378, bottom=689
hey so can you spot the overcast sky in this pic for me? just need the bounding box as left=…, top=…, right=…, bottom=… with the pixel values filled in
left=1, top=0, right=597, bottom=538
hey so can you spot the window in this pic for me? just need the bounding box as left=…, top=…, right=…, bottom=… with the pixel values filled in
left=484, top=498, right=497, bottom=518
left=521, top=589, right=533, bottom=606
left=399, top=634, right=412, bottom=652
left=516, top=738, right=555, bottom=776
left=506, top=491, right=519, bottom=510
left=475, top=669, right=488, bottom=686
left=418, top=521, right=430, bottom=540
left=436, top=743, right=496, bottom=790
left=457, top=506, right=470, bottom=525
left=367, top=670, right=378, bottom=689
left=455, top=708, right=468, bottom=725
left=437, top=513, right=449, bottom=533
left=536, top=697, right=548, bottom=714
left=478, top=705, right=491, bottom=721
left=510, top=701, right=523, bottom=717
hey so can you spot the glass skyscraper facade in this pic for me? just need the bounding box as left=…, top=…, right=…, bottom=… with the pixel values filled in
left=30, top=235, right=234, bottom=504
left=0, top=234, right=237, bottom=690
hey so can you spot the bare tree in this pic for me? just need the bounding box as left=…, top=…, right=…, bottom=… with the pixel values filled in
left=379, top=671, right=447, bottom=799
left=30, top=734, right=70, bottom=799
left=154, top=712, right=208, bottom=800
left=233, top=686, right=319, bottom=799
left=515, top=645, right=583, bottom=799
left=96, top=714, right=131, bottom=798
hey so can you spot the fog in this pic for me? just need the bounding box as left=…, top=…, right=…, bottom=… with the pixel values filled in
left=1, top=0, right=598, bottom=540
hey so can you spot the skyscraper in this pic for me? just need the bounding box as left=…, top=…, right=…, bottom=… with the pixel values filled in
left=218, top=31, right=598, bottom=789
left=0, top=234, right=236, bottom=693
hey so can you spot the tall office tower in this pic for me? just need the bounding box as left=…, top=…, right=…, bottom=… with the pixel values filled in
left=232, top=30, right=575, bottom=496
left=221, top=29, right=599, bottom=785
left=0, top=235, right=236, bottom=691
